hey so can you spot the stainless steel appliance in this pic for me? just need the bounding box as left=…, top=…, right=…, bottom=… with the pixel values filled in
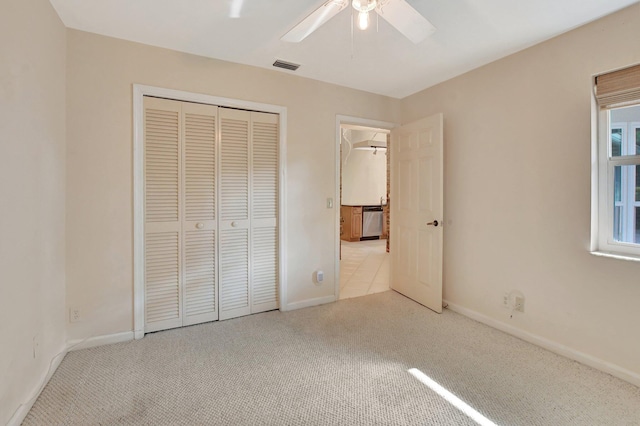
left=362, top=205, right=383, bottom=239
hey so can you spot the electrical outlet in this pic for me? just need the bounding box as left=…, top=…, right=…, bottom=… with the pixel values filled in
left=33, top=334, right=40, bottom=359
left=514, top=296, right=525, bottom=312
left=69, top=308, right=81, bottom=323
left=502, top=293, right=510, bottom=308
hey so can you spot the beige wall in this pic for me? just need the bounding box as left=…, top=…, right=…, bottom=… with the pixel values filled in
left=401, top=3, right=640, bottom=378
left=0, top=0, right=67, bottom=423
left=65, top=30, right=400, bottom=340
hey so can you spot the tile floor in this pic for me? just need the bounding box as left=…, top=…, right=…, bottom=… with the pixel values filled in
left=339, top=239, right=390, bottom=299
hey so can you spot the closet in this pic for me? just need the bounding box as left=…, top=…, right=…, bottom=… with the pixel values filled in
left=143, top=96, right=279, bottom=333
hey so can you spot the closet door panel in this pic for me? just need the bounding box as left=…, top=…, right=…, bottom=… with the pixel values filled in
left=144, top=97, right=183, bottom=332
left=219, top=229, right=250, bottom=319
left=252, top=114, right=278, bottom=224
left=251, top=112, right=279, bottom=312
left=219, top=108, right=251, bottom=320
left=182, top=102, right=218, bottom=325
left=145, top=232, right=180, bottom=332
left=220, top=109, right=250, bottom=223
left=184, top=229, right=216, bottom=325
left=252, top=227, right=278, bottom=309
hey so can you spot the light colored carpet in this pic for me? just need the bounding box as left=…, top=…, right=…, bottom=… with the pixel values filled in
left=24, top=291, right=640, bottom=425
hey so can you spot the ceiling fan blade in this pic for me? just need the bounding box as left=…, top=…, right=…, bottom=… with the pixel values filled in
left=376, top=0, right=436, bottom=44
left=281, top=0, right=349, bottom=42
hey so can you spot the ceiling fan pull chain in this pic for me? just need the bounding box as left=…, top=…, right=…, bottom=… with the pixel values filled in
left=351, top=7, right=354, bottom=59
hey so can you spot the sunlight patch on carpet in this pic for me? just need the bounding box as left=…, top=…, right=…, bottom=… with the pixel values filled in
left=408, top=368, right=497, bottom=426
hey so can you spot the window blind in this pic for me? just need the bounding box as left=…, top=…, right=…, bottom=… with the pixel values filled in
left=595, top=64, right=640, bottom=109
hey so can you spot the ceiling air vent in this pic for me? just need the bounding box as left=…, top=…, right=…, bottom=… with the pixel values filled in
left=273, top=59, right=300, bottom=71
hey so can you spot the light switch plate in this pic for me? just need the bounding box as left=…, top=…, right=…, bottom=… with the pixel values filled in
left=327, top=198, right=334, bottom=209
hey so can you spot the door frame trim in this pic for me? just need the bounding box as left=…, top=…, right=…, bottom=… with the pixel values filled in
left=334, top=115, right=396, bottom=301
left=133, top=84, right=288, bottom=339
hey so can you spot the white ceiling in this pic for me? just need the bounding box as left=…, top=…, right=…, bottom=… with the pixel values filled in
left=49, top=0, right=639, bottom=98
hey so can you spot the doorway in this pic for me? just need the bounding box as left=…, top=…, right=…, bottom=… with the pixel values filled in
left=336, top=119, right=393, bottom=300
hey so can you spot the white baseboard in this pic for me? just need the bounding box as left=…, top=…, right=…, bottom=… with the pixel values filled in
left=284, top=295, right=336, bottom=311
left=67, top=331, right=134, bottom=351
left=444, top=300, right=640, bottom=388
left=7, top=347, right=67, bottom=426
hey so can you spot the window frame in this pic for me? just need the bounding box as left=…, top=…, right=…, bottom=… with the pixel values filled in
left=595, top=109, right=640, bottom=257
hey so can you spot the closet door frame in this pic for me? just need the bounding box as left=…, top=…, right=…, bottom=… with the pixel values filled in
left=133, top=84, right=287, bottom=339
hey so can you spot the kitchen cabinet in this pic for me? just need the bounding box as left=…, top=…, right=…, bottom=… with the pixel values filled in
left=341, top=205, right=362, bottom=242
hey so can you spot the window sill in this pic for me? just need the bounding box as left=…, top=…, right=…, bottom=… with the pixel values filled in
left=590, top=250, right=640, bottom=262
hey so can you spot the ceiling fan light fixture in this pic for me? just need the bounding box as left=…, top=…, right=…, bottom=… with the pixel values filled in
left=352, top=0, right=376, bottom=30
left=357, top=10, right=370, bottom=30
left=282, top=0, right=435, bottom=44
left=352, top=0, right=377, bottom=13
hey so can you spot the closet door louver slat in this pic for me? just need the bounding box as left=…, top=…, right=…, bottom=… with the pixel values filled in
left=144, top=97, right=183, bottom=333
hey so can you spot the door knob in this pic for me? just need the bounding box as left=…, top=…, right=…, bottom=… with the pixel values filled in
left=196, top=223, right=204, bottom=229
left=231, top=221, right=237, bottom=227
left=426, top=220, right=439, bottom=227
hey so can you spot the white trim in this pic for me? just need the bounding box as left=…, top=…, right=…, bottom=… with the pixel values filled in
left=590, top=250, right=640, bottom=262
left=334, top=115, right=396, bottom=301
left=133, top=85, right=145, bottom=339
left=444, top=300, right=640, bottom=388
left=7, top=348, right=66, bottom=426
left=590, top=90, right=600, bottom=252
left=279, top=111, right=288, bottom=312
left=284, top=295, right=337, bottom=311
left=594, top=103, right=640, bottom=256
left=67, top=331, right=135, bottom=351
left=133, top=84, right=288, bottom=334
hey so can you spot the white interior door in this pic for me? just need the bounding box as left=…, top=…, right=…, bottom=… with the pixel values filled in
left=390, top=113, right=443, bottom=313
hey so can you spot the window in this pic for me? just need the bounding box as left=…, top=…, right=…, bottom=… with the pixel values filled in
left=594, top=64, right=640, bottom=257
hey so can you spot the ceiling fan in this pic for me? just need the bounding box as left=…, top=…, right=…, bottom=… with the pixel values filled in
left=281, top=0, right=436, bottom=44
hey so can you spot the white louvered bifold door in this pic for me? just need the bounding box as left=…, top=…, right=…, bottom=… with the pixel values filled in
left=143, top=98, right=278, bottom=330
left=250, top=112, right=279, bottom=313
left=144, top=97, right=183, bottom=333
left=182, top=102, right=219, bottom=326
left=219, top=108, right=252, bottom=320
